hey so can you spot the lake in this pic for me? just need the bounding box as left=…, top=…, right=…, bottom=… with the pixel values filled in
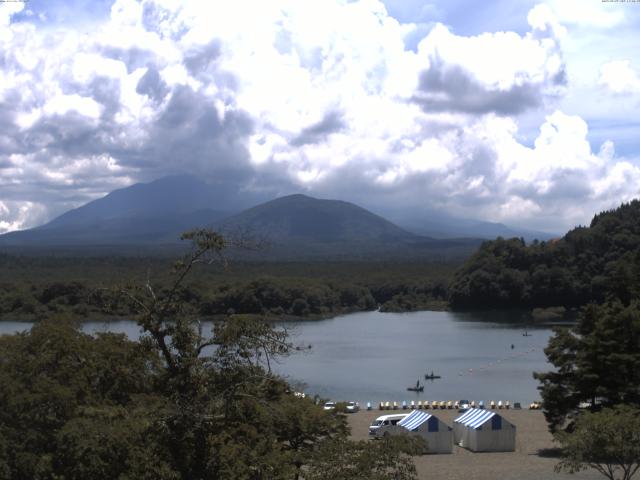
left=0, top=310, right=559, bottom=405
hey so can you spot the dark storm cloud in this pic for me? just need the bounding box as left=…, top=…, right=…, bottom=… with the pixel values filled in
left=412, top=60, right=542, bottom=115
left=135, top=85, right=255, bottom=179
left=136, top=65, right=169, bottom=102
left=0, top=66, right=257, bottom=217
left=290, top=110, right=346, bottom=147
left=22, top=110, right=105, bottom=158
left=86, top=76, right=122, bottom=116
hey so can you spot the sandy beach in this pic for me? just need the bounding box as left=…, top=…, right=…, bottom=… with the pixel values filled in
left=347, top=408, right=602, bottom=480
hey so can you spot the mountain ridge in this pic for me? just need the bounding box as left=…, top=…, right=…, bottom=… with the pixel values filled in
left=216, top=193, right=419, bottom=244
left=0, top=174, right=548, bottom=259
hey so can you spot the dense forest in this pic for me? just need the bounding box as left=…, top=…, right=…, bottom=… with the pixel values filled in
left=0, top=231, right=423, bottom=479
left=448, top=200, right=640, bottom=310
left=0, top=256, right=453, bottom=321
left=5, top=200, right=640, bottom=320
left=442, top=200, right=640, bottom=465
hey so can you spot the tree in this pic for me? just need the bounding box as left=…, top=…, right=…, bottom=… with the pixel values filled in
left=449, top=200, right=640, bottom=311
left=305, top=435, right=422, bottom=480
left=555, top=405, right=640, bottom=480
left=0, top=229, right=420, bottom=479
left=115, top=229, right=343, bottom=478
left=534, top=301, right=640, bottom=432
left=0, top=316, right=166, bottom=480
left=116, top=229, right=424, bottom=478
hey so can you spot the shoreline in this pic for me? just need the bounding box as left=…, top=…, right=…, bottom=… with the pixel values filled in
left=346, top=409, right=601, bottom=480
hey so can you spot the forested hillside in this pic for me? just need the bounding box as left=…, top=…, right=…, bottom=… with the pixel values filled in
left=0, top=257, right=453, bottom=320
left=448, top=200, right=640, bottom=310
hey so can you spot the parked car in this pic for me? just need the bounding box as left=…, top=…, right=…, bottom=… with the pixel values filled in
left=323, top=401, right=336, bottom=411
left=368, top=413, right=409, bottom=436
left=346, top=401, right=359, bottom=413
left=458, top=399, right=470, bottom=411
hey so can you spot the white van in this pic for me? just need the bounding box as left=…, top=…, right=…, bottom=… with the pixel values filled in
left=368, top=414, right=409, bottom=436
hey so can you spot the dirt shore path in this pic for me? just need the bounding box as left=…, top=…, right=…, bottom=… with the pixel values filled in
left=347, top=409, right=602, bottom=480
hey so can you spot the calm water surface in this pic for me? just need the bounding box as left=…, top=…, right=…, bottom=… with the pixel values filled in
left=0, top=310, right=558, bottom=404
left=275, top=310, right=555, bottom=405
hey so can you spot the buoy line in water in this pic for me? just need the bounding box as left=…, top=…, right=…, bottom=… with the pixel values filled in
left=458, top=343, right=547, bottom=377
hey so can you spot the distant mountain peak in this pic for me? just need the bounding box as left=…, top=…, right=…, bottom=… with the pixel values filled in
left=279, top=193, right=311, bottom=199
left=0, top=174, right=236, bottom=246
left=0, top=176, right=483, bottom=259
left=213, top=192, right=416, bottom=245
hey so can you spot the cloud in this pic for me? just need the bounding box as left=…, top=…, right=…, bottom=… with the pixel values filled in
left=599, top=60, right=640, bottom=95
left=0, top=200, right=48, bottom=234
left=413, top=61, right=543, bottom=115
left=0, top=0, right=638, bottom=235
left=282, top=109, right=640, bottom=233
left=411, top=11, right=566, bottom=116
left=545, top=0, right=626, bottom=29
left=0, top=0, right=259, bottom=230
left=290, top=110, right=346, bottom=147
left=0, top=2, right=24, bottom=27
left=135, top=64, right=169, bottom=102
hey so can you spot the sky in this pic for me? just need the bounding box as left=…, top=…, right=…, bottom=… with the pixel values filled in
left=1, top=0, right=639, bottom=234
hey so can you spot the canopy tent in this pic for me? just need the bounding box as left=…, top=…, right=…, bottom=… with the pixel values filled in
left=386, top=410, right=453, bottom=454
left=453, top=408, right=516, bottom=452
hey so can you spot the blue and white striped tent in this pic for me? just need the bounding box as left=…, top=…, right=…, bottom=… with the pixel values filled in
left=455, top=408, right=498, bottom=429
left=453, top=408, right=515, bottom=452
left=398, top=410, right=434, bottom=431
left=385, top=410, right=452, bottom=453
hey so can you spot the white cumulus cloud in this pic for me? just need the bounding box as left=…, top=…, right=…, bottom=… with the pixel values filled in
left=599, top=60, right=640, bottom=94
left=0, top=0, right=638, bottom=235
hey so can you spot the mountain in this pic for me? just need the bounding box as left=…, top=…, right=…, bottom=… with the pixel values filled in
left=0, top=175, right=233, bottom=246
left=42, top=175, right=226, bottom=229
left=215, top=194, right=481, bottom=260
left=0, top=177, right=482, bottom=259
left=218, top=194, right=417, bottom=244
left=389, top=210, right=556, bottom=241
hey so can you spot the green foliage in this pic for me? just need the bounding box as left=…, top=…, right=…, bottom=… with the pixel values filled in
left=0, top=254, right=457, bottom=320
left=201, top=277, right=376, bottom=318
left=305, top=435, right=423, bottom=480
left=0, top=316, right=164, bottom=480
left=53, top=406, right=178, bottom=480
left=0, top=229, right=420, bottom=479
left=449, top=200, right=640, bottom=310
left=534, top=301, right=640, bottom=432
left=555, top=405, right=640, bottom=480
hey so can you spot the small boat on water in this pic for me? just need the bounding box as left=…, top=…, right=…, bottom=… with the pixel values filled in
left=522, top=330, right=532, bottom=337
left=424, top=371, right=442, bottom=380
left=407, top=385, right=424, bottom=392
left=407, top=380, right=424, bottom=392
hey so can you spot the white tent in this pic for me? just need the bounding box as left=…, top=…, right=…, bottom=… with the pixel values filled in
left=386, top=410, right=453, bottom=454
left=453, top=408, right=516, bottom=452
